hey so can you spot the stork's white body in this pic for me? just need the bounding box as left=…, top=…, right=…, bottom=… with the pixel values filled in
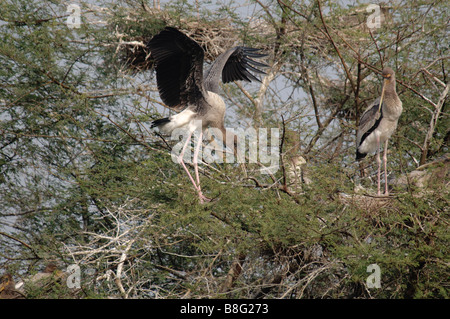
left=158, top=91, right=226, bottom=135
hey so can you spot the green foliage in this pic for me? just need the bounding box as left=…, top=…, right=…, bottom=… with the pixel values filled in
left=0, top=0, right=448, bottom=299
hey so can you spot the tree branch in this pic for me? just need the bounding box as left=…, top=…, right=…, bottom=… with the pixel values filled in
left=420, top=83, right=449, bottom=165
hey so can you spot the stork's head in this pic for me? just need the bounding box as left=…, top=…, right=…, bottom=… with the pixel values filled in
left=382, top=67, right=395, bottom=82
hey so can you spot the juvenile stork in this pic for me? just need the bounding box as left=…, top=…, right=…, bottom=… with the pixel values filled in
left=356, top=67, right=402, bottom=196
left=148, top=27, right=267, bottom=203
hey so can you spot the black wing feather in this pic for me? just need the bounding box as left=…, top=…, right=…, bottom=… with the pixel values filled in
left=356, top=99, right=383, bottom=160
left=148, top=27, right=206, bottom=112
left=222, top=47, right=268, bottom=84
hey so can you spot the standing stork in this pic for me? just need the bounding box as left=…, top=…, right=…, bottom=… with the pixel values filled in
left=148, top=27, right=268, bottom=203
left=356, top=67, right=402, bottom=196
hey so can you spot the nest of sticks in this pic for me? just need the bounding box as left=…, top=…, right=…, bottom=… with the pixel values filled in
left=116, top=9, right=241, bottom=72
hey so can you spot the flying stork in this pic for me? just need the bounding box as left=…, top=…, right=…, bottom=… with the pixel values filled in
left=148, top=27, right=268, bottom=203
left=356, top=67, right=403, bottom=196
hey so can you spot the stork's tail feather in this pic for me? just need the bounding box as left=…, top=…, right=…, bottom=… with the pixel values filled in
left=356, top=149, right=367, bottom=161
left=151, top=117, right=170, bottom=128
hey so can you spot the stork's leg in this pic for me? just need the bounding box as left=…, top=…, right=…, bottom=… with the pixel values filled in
left=178, top=132, right=201, bottom=194
left=193, top=130, right=210, bottom=203
left=193, top=130, right=203, bottom=187
left=376, top=135, right=381, bottom=196
left=383, top=140, right=389, bottom=195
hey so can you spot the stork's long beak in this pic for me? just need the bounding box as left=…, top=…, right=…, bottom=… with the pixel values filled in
left=378, top=78, right=388, bottom=113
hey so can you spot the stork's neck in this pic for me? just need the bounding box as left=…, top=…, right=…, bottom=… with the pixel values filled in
left=384, top=77, right=397, bottom=96
left=204, top=48, right=237, bottom=93
left=382, top=76, right=402, bottom=119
